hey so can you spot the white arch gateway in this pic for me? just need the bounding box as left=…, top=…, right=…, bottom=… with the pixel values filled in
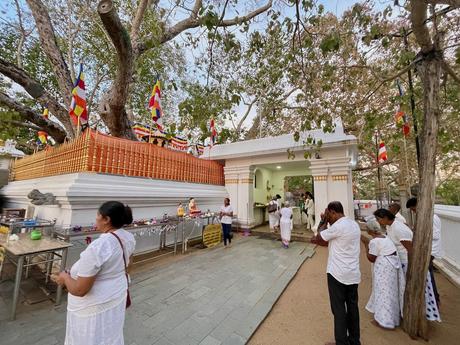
left=203, top=125, right=358, bottom=230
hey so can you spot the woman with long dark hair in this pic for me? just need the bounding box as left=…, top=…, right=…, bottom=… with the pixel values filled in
left=53, top=201, right=136, bottom=345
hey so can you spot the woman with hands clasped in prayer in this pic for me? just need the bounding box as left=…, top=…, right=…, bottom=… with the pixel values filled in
left=361, top=213, right=405, bottom=329
left=52, top=201, right=136, bottom=345
left=373, top=208, right=441, bottom=322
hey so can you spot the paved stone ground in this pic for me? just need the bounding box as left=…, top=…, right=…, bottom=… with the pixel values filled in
left=0, top=237, right=315, bottom=345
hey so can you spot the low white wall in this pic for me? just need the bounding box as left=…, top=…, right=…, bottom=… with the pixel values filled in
left=434, top=204, right=460, bottom=287
left=2, top=173, right=228, bottom=227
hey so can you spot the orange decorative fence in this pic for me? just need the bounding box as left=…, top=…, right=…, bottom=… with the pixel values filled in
left=11, top=130, right=225, bottom=185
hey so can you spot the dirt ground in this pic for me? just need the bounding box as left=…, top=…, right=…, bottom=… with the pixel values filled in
left=248, top=244, right=460, bottom=345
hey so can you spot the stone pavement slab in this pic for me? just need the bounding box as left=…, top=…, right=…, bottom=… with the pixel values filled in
left=0, top=237, right=315, bottom=345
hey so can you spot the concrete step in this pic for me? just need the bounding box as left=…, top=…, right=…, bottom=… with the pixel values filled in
left=250, top=229, right=314, bottom=242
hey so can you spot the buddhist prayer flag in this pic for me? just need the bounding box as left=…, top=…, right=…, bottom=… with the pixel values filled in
left=37, top=131, right=48, bottom=144
left=378, top=141, right=388, bottom=163
left=38, top=108, right=49, bottom=144
left=210, top=117, right=217, bottom=146
left=148, top=79, right=163, bottom=130
left=395, top=80, right=410, bottom=137
left=196, top=144, right=205, bottom=155
left=69, top=63, right=88, bottom=127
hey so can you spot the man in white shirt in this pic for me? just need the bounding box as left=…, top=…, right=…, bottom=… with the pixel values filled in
left=406, top=197, right=442, bottom=306
left=389, top=202, right=407, bottom=224
left=220, top=198, right=234, bottom=248
left=311, top=201, right=361, bottom=345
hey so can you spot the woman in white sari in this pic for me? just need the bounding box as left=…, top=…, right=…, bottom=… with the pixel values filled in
left=280, top=202, right=293, bottom=248
left=268, top=196, right=280, bottom=231
left=374, top=208, right=441, bottom=322
left=362, top=224, right=405, bottom=329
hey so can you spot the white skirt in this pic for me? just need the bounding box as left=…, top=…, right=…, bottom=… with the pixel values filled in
left=280, top=220, right=292, bottom=244
left=65, top=294, right=127, bottom=345
left=268, top=212, right=280, bottom=229
left=366, top=255, right=405, bottom=329
left=401, top=263, right=441, bottom=322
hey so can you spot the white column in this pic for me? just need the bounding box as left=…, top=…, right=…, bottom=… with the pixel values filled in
left=310, top=160, right=329, bottom=231
left=310, top=157, right=354, bottom=230
left=224, top=166, right=255, bottom=229
left=238, top=169, right=255, bottom=229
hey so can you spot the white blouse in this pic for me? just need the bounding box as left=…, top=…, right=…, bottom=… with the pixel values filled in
left=68, top=229, right=136, bottom=311
left=368, top=237, right=397, bottom=257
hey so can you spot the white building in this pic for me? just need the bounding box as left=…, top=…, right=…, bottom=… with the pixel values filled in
left=203, top=125, right=358, bottom=230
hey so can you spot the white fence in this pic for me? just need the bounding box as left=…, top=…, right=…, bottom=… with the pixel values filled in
left=434, top=204, right=460, bottom=287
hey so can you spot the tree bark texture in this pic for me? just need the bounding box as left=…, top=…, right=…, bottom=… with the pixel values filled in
left=25, top=0, right=75, bottom=110
left=402, top=51, right=442, bottom=340
left=0, top=59, right=74, bottom=137
left=97, top=0, right=137, bottom=140
left=0, top=92, right=67, bottom=143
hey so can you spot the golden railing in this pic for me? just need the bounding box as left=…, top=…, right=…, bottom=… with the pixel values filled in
left=11, top=130, right=225, bottom=185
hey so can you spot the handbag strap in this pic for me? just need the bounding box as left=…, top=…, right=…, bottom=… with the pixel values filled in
left=110, top=232, right=129, bottom=281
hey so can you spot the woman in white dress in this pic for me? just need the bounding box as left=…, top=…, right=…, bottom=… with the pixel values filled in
left=53, top=201, right=136, bottom=345
left=268, top=196, right=280, bottom=231
left=280, top=202, right=293, bottom=248
left=305, top=192, right=315, bottom=230
left=374, top=208, right=441, bottom=322
left=361, top=225, right=405, bottom=329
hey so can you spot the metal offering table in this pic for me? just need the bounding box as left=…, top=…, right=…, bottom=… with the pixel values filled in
left=0, top=234, right=72, bottom=320
left=0, top=218, right=56, bottom=236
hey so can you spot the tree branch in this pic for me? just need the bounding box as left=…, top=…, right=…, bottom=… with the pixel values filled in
left=138, top=0, right=272, bottom=54
left=410, top=0, right=434, bottom=53
left=236, top=97, right=257, bottom=134
left=1, top=119, right=41, bottom=131
left=0, top=92, right=67, bottom=143
left=14, top=0, right=27, bottom=69
left=426, top=0, right=460, bottom=6
left=206, top=0, right=230, bottom=86
left=218, top=1, right=272, bottom=27
left=353, top=159, right=394, bottom=172
left=130, top=0, right=150, bottom=53
left=25, top=0, right=74, bottom=107
left=441, top=60, right=460, bottom=84
left=66, top=0, right=77, bottom=82
left=359, top=60, right=420, bottom=104
left=0, top=58, right=74, bottom=136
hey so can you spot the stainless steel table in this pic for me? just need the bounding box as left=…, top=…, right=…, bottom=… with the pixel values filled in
left=0, top=234, right=72, bottom=320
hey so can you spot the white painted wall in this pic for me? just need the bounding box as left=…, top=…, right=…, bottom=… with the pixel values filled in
left=253, top=168, right=272, bottom=204
left=3, top=173, right=228, bottom=227
left=434, top=204, right=460, bottom=286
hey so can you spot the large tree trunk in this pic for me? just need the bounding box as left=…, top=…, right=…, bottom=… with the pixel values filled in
left=97, top=0, right=136, bottom=139
left=402, top=51, right=442, bottom=340
left=25, top=0, right=75, bottom=137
